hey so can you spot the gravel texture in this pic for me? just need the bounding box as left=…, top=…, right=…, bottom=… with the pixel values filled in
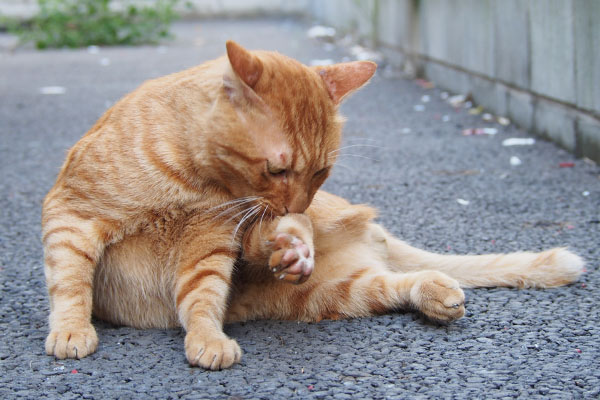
left=1, top=18, right=599, bottom=399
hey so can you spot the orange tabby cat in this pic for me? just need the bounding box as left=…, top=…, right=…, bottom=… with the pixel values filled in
left=42, top=41, right=376, bottom=369
left=43, top=41, right=584, bottom=371
left=95, top=190, right=583, bottom=370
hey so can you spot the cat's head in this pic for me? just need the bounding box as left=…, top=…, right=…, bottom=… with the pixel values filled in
left=209, top=41, right=376, bottom=216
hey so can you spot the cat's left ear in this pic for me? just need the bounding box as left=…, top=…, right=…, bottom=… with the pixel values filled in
left=314, top=61, right=377, bottom=104
left=226, top=40, right=263, bottom=88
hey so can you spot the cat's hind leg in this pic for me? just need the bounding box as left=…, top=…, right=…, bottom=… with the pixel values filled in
left=375, top=225, right=584, bottom=288
left=229, top=265, right=465, bottom=324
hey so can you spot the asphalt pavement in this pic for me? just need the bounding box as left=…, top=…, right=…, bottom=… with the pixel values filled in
left=1, top=18, right=599, bottom=399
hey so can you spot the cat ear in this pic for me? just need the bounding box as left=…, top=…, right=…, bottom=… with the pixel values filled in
left=226, top=40, right=263, bottom=88
left=314, top=61, right=377, bottom=104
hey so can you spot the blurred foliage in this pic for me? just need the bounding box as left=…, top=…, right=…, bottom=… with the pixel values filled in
left=3, top=0, right=181, bottom=49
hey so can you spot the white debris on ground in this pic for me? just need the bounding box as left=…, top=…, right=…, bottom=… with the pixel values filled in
left=447, top=94, right=467, bottom=107
left=510, top=156, right=522, bottom=166
left=456, top=198, right=470, bottom=206
left=502, top=138, right=536, bottom=146
left=482, top=113, right=494, bottom=122
left=99, top=57, right=110, bottom=66
left=39, top=86, right=66, bottom=95
left=497, top=116, right=510, bottom=126
left=307, top=25, right=336, bottom=40
left=350, top=45, right=382, bottom=62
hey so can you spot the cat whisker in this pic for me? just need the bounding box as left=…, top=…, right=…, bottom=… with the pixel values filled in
left=258, top=205, right=268, bottom=241
left=330, top=153, right=380, bottom=162
left=345, top=137, right=378, bottom=143
left=207, top=196, right=259, bottom=214
left=223, top=204, right=260, bottom=225
left=231, top=205, right=262, bottom=244
left=328, top=144, right=383, bottom=155
left=332, top=162, right=355, bottom=173
left=210, top=197, right=260, bottom=220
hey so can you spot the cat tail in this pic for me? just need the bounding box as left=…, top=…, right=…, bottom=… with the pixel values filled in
left=379, top=229, right=585, bottom=289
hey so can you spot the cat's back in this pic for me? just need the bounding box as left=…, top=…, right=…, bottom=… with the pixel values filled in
left=45, top=57, right=230, bottom=211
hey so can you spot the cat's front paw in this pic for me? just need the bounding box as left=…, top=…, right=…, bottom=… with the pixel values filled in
left=45, top=323, right=98, bottom=359
left=185, top=332, right=241, bottom=370
left=268, top=232, right=314, bottom=284
left=410, top=271, right=465, bottom=322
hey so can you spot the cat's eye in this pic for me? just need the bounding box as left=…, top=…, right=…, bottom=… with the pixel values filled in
left=313, top=167, right=330, bottom=178
left=267, top=161, right=286, bottom=176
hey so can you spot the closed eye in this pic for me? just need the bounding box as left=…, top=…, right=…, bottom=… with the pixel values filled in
left=267, top=160, right=286, bottom=176
left=313, top=166, right=331, bottom=178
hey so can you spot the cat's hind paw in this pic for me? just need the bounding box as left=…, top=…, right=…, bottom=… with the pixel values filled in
left=410, top=271, right=465, bottom=323
left=268, top=233, right=314, bottom=284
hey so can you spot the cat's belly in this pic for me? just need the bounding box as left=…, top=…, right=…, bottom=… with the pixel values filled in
left=93, top=233, right=180, bottom=329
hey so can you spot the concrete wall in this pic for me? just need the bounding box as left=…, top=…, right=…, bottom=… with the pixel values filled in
left=307, top=0, right=600, bottom=162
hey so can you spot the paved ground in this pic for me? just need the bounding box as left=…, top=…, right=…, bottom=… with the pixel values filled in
left=1, top=18, right=599, bottom=399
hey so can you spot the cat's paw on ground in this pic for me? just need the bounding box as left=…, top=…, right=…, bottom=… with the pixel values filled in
left=185, top=332, right=241, bottom=370
left=268, top=232, right=314, bottom=284
left=45, top=323, right=98, bottom=359
left=410, top=271, right=465, bottom=322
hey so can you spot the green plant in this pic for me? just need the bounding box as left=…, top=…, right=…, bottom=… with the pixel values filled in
left=7, top=0, right=180, bottom=49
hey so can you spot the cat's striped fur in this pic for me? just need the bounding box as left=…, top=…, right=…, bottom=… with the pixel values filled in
left=42, top=42, right=584, bottom=370
left=42, top=41, right=376, bottom=369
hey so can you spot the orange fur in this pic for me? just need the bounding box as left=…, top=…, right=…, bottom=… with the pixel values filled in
left=42, top=42, right=583, bottom=371
left=42, top=41, right=376, bottom=369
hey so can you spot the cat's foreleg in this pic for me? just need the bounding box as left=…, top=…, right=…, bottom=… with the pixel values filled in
left=42, top=203, right=114, bottom=359
left=243, top=213, right=315, bottom=284
left=174, top=228, right=242, bottom=370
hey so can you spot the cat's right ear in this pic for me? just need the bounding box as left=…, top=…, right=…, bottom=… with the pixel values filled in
left=226, top=41, right=263, bottom=88
left=314, top=61, right=377, bottom=104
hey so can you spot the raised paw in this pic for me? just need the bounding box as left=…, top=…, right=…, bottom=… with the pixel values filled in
left=268, top=232, right=314, bottom=284
left=185, top=332, right=241, bottom=370
left=45, top=324, right=98, bottom=359
left=410, top=271, right=465, bottom=323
